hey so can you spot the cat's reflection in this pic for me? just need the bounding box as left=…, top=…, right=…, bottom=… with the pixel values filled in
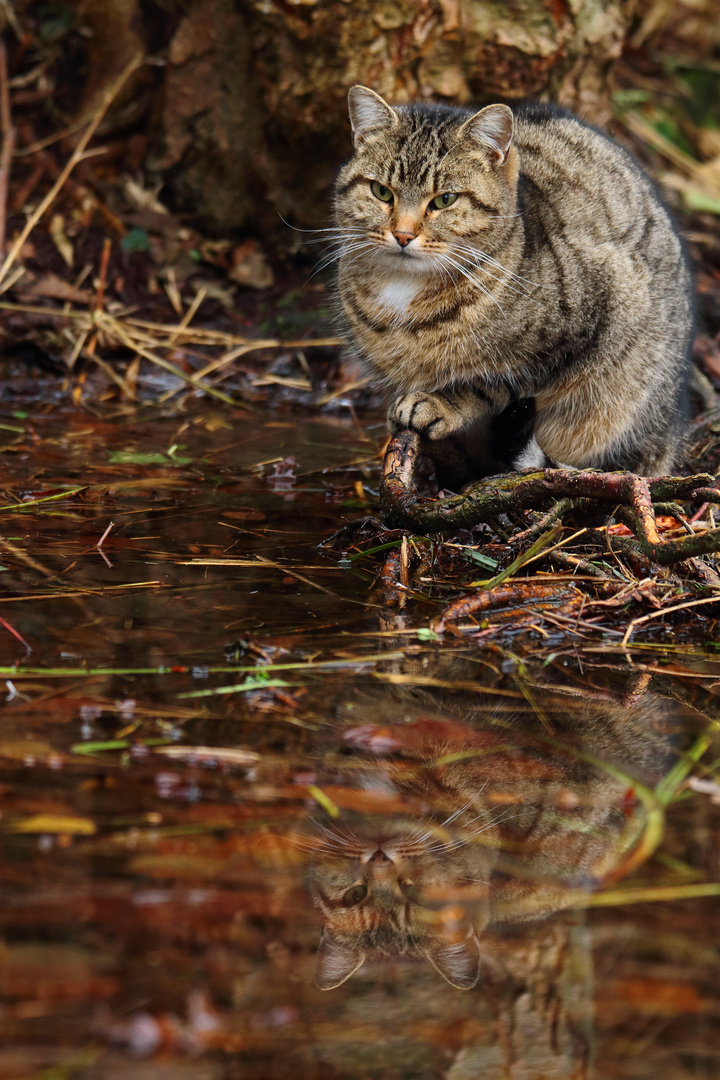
left=304, top=671, right=673, bottom=990
left=310, top=812, right=491, bottom=989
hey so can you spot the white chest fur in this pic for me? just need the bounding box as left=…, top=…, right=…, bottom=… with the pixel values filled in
left=375, top=277, right=420, bottom=318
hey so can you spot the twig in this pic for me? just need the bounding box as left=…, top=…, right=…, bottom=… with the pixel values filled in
left=621, top=595, right=720, bottom=648
left=0, top=295, right=340, bottom=403
left=0, top=533, right=55, bottom=577
left=82, top=236, right=113, bottom=366
left=0, top=300, right=88, bottom=319
left=192, top=343, right=258, bottom=379
left=0, top=615, right=31, bottom=654
left=0, top=263, right=24, bottom=295
left=98, top=312, right=236, bottom=406
left=625, top=110, right=720, bottom=203
left=545, top=549, right=616, bottom=580
left=432, top=581, right=584, bottom=633
left=84, top=350, right=135, bottom=398
left=97, top=520, right=115, bottom=548
left=13, top=118, right=87, bottom=158
left=96, top=520, right=114, bottom=569
left=0, top=301, right=342, bottom=353
left=0, top=39, right=16, bottom=259
left=0, top=0, right=22, bottom=39
left=509, top=499, right=574, bottom=546
left=94, top=236, right=112, bottom=315
left=0, top=51, right=144, bottom=287
left=123, top=318, right=341, bottom=349
left=380, top=431, right=720, bottom=564
left=166, top=286, right=206, bottom=349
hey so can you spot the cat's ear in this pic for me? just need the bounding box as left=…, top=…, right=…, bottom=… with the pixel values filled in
left=420, top=932, right=481, bottom=990
left=315, top=931, right=365, bottom=990
left=348, top=86, right=397, bottom=146
left=459, top=104, right=514, bottom=166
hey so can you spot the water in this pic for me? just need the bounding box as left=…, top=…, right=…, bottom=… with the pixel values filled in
left=0, top=400, right=718, bottom=1079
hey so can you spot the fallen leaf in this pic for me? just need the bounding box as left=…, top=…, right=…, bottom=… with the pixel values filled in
left=22, top=272, right=92, bottom=304
left=6, top=813, right=96, bottom=835
left=229, top=239, right=274, bottom=290
left=0, top=739, right=60, bottom=763
left=50, top=213, right=74, bottom=267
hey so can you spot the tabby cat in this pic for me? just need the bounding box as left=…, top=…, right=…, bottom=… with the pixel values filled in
left=333, top=87, right=694, bottom=486
left=307, top=683, right=672, bottom=990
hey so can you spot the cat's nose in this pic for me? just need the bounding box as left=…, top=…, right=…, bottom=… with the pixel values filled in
left=393, top=232, right=415, bottom=248
left=368, top=848, right=391, bottom=863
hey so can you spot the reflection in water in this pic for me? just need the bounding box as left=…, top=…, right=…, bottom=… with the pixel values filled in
left=302, top=669, right=672, bottom=996
left=1, top=655, right=713, bottom=1079
left=0, top=408, right=717, bottom=1078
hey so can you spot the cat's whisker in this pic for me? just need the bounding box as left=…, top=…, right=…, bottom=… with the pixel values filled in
left=459, top=259, right=537, bottom=302
left=307, top=246, right=355, bottom=271
left=441, top=798, right=475, bottom=828
left=431, top=256, right=453, bottom=289
left=412, top=828, right=436, bottom=845
left=307, top=819, right=381, bottom=859
left=470, top=265, right=537, bottom=299
left=453, top=238, right=536, bottom=276
left=283, top=835, right=316, bottom=851
left=309, top=248, right=368, bottom=276
left=419, top=806, right=523, bottom=853
left=307, top=836, right=350, bottom=852
left=436, top=252, right=506, bottom=314
left=453, top=242, right=545, bottom=290
left=288, top=835, right=355, bottom=857
left=318, top=824, right=361, bottom=847
left=303, top=231, right=375, bottom=273
left=454, top=806, right=504, bottom=830
left=278, top=214, right=367, bottom=236
left=463, top=809, right=523, bottom=840
left=309, top=817, right=353, bottom=843
left=450, top=246, right=539, bottom=298
left=315, top=237, right=376, bottom=259
left=307, top=240, right=377, bottom=281
left=300, top=231, right=368, bottom=245
left=332, top=247, right=383, bottom=274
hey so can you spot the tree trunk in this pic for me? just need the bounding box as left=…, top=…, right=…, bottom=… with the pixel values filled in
left=55, top=1, right=636, bottom=235
left=144, top=0, right=634, bottom=234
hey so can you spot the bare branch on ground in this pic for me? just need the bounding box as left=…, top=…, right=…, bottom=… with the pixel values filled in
left=381, top=431, right=720, bottom=566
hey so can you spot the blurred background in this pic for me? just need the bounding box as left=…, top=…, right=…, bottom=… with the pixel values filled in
left=1, top=1, right=719, bottom=304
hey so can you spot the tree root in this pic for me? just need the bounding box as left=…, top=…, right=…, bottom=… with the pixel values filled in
left=380, top=431, right=720, bottom=566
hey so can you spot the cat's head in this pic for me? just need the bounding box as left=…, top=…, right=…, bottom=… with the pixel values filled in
left=334, top=86, right=518, bottom=274
left=307, top=818, right=487, bottom=990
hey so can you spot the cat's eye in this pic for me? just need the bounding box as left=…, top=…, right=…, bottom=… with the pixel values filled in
left=342, top=884, right=368, bottom=906
left=370, top=181, right=393, bottom=203
left=430, top=192, right=458, bottom=210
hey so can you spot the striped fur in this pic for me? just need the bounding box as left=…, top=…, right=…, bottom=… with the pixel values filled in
left=307, top=680, right=674, bottom=990
left=334, top=88, right=694, bottom=485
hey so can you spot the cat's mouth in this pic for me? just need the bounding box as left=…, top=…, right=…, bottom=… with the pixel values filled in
left=378, top=246, right=438, bottom=275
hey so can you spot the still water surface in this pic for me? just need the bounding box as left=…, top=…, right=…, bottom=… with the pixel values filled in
left=0, top=402, right=718, bottom=1079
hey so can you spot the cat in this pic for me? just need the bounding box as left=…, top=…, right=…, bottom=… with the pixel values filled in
left=306, top=679, right=674, bottom=990
left=333, top=87, right=694, bottom=487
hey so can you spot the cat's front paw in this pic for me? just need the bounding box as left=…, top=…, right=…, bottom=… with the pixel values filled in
left=389, top=392, right=459, bottom=440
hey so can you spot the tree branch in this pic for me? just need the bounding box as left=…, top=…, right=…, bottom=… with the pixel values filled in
left=380, top=431, right=720, bottom=565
